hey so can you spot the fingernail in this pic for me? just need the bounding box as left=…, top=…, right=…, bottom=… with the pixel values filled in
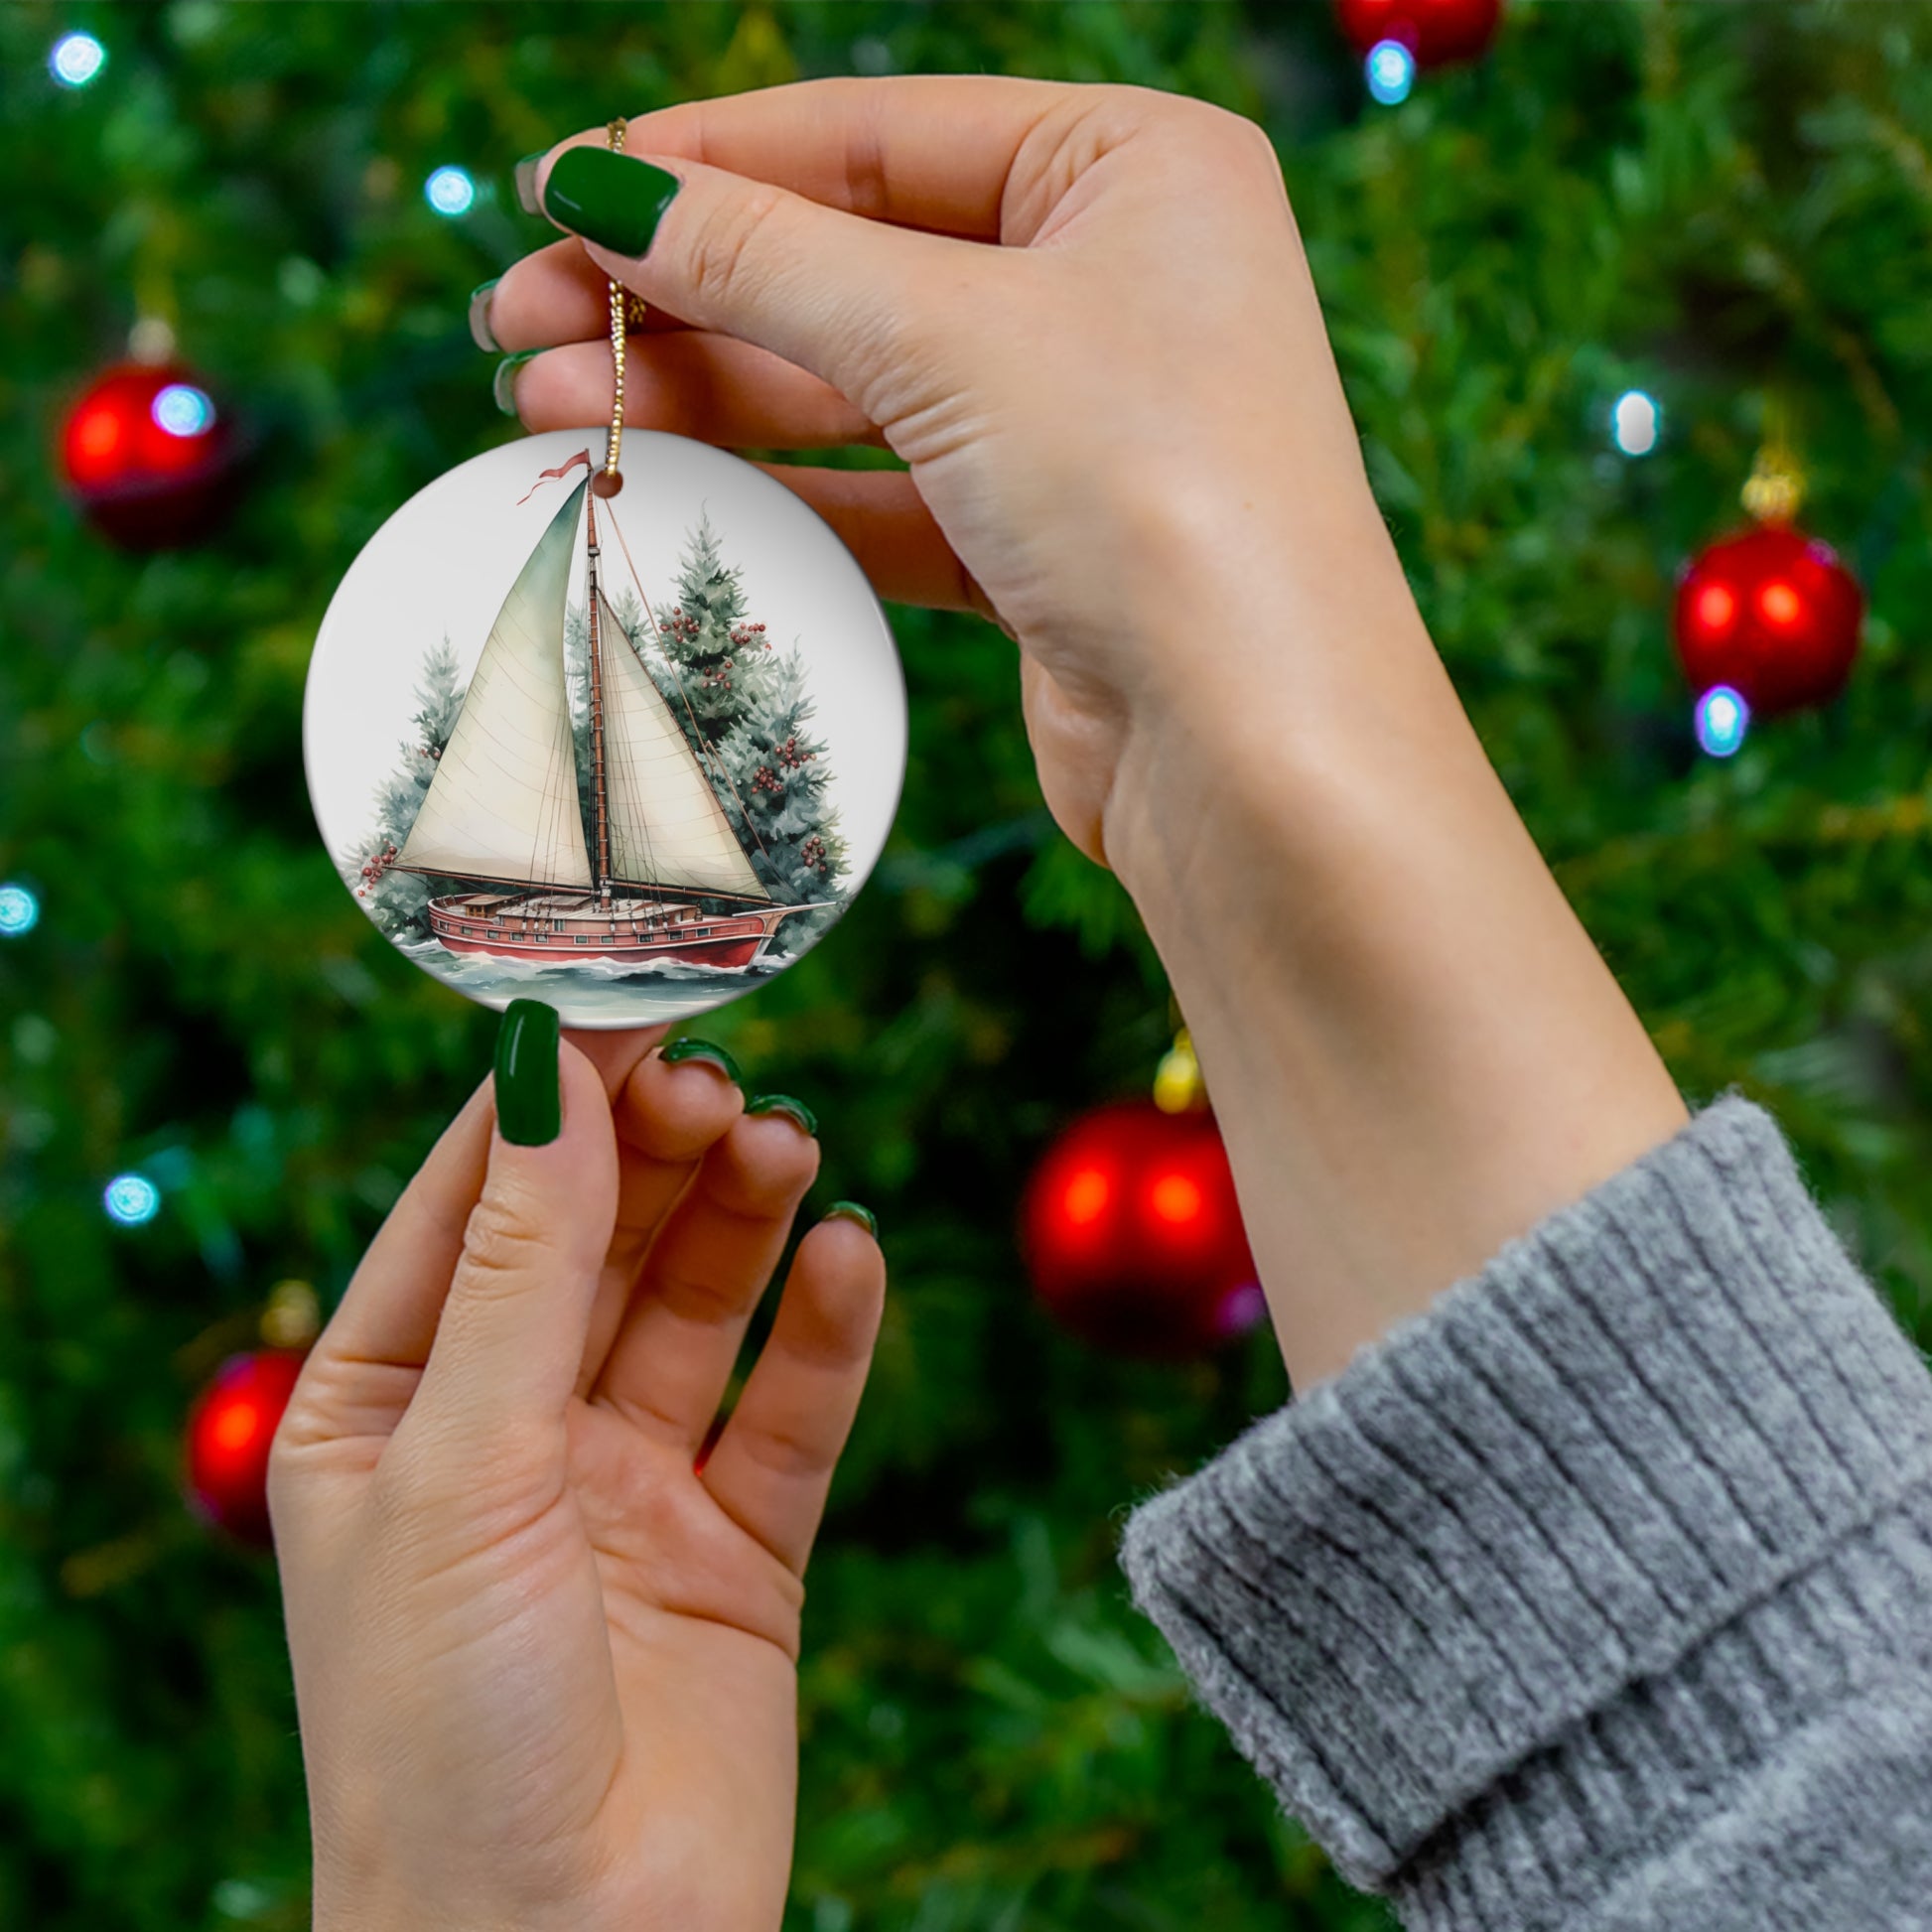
left=468, top=278, right=501, bottom=352
left=492, top=349, right=540, bottom=416
left=660, top=1036, right=742, bottom=1084
left=513, top=151, right=546, bottom=215
left=541, top=147, right=682, bottom=257
left=824, top=1200, right=878, bottom=1239
left=746, top=1093, right=817, bottom=1138
left=494, top=999, right=561, bottom=1146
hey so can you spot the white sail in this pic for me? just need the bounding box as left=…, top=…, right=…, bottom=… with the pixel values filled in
left=399, top=480, right=593, bottom=889
left=600, top=603, right=770, bottom=901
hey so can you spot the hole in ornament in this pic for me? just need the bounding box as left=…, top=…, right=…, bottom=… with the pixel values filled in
left=592, top=469, right=624, bottom=498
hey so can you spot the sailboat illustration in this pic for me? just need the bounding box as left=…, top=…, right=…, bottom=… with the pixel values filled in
left=395, top=469, right=826, bottom=970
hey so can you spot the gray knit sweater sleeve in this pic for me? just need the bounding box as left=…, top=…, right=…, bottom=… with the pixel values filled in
left=1119, top=1098, right=1932, bottom=1930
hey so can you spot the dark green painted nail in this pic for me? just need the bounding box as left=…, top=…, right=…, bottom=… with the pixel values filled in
left=660, top=1036, right=742, bottom=1084
left=513, top=152, right=546, bottom=215
left=541, top=147, right=682, bottom=257
left=494, top=999, right=561, bottom=1146
left=824, top=1200, right=878, bottom=1238
left=746, top=1093, right=818, bottom=1138
left=492, top=349, right=540, bottom=416
left=468, top=278, right=501, bottom=352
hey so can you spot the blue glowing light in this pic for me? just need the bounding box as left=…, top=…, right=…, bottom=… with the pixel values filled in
left=152, top=383, right=215, bottom=438
left=425, top=166, right=477, bottom=216
left=1365, top=40, right=1416, bottom=105
left=0, top=883, right=39, bottom=937
left=50, top=32, right=105, bottom=87
left=1612, top=389, right=1661, bottom=457
left=1695, top=684, right=1749, bottom=759
left=103, top=1173, right=162, bottom=1226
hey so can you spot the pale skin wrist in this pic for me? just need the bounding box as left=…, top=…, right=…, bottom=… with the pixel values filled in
left=1102, top=529, right=1688, bottom=1390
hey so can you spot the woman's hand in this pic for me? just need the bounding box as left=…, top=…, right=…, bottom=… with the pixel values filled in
left=270, top=1018, right=884, bottom=1932
left=483, top=76, right=1686, bottom=1391
left=484, top=75, right=1390, bottom=875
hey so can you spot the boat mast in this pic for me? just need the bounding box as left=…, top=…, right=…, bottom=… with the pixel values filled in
left=584, top=491, right=614, bottom=905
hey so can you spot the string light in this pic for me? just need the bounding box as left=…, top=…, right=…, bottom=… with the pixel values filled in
left=50, top=32, right=106, bottom=88
left=151, top=383, right=216, bottom=438
left=1365, top=40, right=1417, bottom=105
left=424, top=166, right=477, bottom=216
left=1611, top=389, right=1661, bottom=457
left=0, top=883, right=39, bottom=937
left=103, top=1173, right=162, bottom=1226
left=1695, top=684, right=1749, bottom=759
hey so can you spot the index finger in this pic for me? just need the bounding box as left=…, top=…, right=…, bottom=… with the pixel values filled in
left=544, top=73, right=1079, bottom=241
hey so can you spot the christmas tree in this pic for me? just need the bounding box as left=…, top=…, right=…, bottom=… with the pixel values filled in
left=4, top=6, right=1932, bottom=1932
left=653, top=508, right=773, bottom=748
left=345, top=636, right=466, bottom=942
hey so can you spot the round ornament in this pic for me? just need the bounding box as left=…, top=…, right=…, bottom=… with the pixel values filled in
left=1334, top=0, right=1502, bottom=67
left=305, top=429, right=906, bottom=1028
left=60, top=360, right=240, bottom=549
left=1021, top=1099, right=1264, bottom=1359
left=1673, top=523, right=1863, bottom=718
left=184, top=1348, right=306, bottom=1546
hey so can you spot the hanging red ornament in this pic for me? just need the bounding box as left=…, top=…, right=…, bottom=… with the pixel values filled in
left=1674, top=525, right=1863, bottom=718
left=182, top=1281, right=319, bottom=1546
left=1673, top=435, right=1863, bottom=720
left=59, top=359, right=241, bottom=549
left=184, top=1350, right=305, bottom=1546
left=1022, top=1091, right=1263, bottom=1360
left=1333, top=0, right=1502, bottom=68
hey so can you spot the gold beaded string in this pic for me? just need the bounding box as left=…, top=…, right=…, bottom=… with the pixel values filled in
left=598, top=117, right=636, bottom=494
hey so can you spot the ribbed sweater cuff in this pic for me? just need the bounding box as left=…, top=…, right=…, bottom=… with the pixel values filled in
left=1119, top=1097, right=1932, bottom=1904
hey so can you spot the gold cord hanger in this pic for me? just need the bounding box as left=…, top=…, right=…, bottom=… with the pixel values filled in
left=593, top=118, right=645, bottom=497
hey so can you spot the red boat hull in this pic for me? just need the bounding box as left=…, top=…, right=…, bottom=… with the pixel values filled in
left=425, top=890, right=814, bottom=970
left=437, top=929, right=766, bottom=967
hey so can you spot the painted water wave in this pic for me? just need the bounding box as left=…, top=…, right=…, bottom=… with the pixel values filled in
left=399, top=934, right=793, bottom=1028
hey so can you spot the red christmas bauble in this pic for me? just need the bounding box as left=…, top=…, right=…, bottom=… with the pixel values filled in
left=1673, top=523, right=1863, bottom=718
left=59, top=361, right=241, bottom=548
left=1334, top=0, right=1502, bottom=66
left=184, top=1349, right=306, bottom=1546
left=1021, top=1100, right=1263, bottom=1359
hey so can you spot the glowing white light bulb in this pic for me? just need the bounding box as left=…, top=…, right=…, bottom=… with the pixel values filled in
left=1695, top=684, right=1749, bottom=759
left=0, top=883, right=40, bottom=936
left=1612, top=389, right=1661, bottom=457
left=425, top=166, right=477, bottom=217
left=152, top=383, right=215, bottom=438
left=51, top=32, right=106, bottom=87
left=104, top=1173, right=162, bottom=1226
left=1366, top=40, right=1416, bottom=106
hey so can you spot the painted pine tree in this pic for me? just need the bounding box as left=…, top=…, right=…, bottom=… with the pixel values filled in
left=716, top=645, right=850, bottom=914
left=653, top=509, right=773, bottom=747
left=649, top=514, right=849, bottom=910
left=346, top=636, right=465, bottom=940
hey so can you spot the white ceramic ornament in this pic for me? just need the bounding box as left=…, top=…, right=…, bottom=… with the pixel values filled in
left=304, top=429, right=906, bottom=1029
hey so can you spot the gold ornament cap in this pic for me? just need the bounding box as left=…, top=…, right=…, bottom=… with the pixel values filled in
left=260, top=1279, right=321, bottom=1350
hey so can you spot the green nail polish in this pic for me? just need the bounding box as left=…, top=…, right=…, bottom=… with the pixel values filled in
left=492, top=349, right=539, bottom=416
left=468, top=278, right=501, bottom=352
left=746, top=1093, right=818, bottom=1138
left=513, top=152, right=546, bottom=216
left=660, top=1036, right=742, bottom=1084
left=824, top=1200, right=878, bottom=1238
left=541, top=147, right=681, bottom=257
left=494, top=999, right=561, bottom=1146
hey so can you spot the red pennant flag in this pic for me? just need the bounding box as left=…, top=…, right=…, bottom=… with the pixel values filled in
left=517, top=448, right=593, bottom=505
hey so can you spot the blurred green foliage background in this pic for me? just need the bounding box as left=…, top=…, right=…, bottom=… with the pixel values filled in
left=3, top=3, right=1931, bottom=1928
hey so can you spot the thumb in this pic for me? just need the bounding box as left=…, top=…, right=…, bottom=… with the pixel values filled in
left=408, top=1002, right=619, bottom=1448
left=531, top=142, right=989, bottom=419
